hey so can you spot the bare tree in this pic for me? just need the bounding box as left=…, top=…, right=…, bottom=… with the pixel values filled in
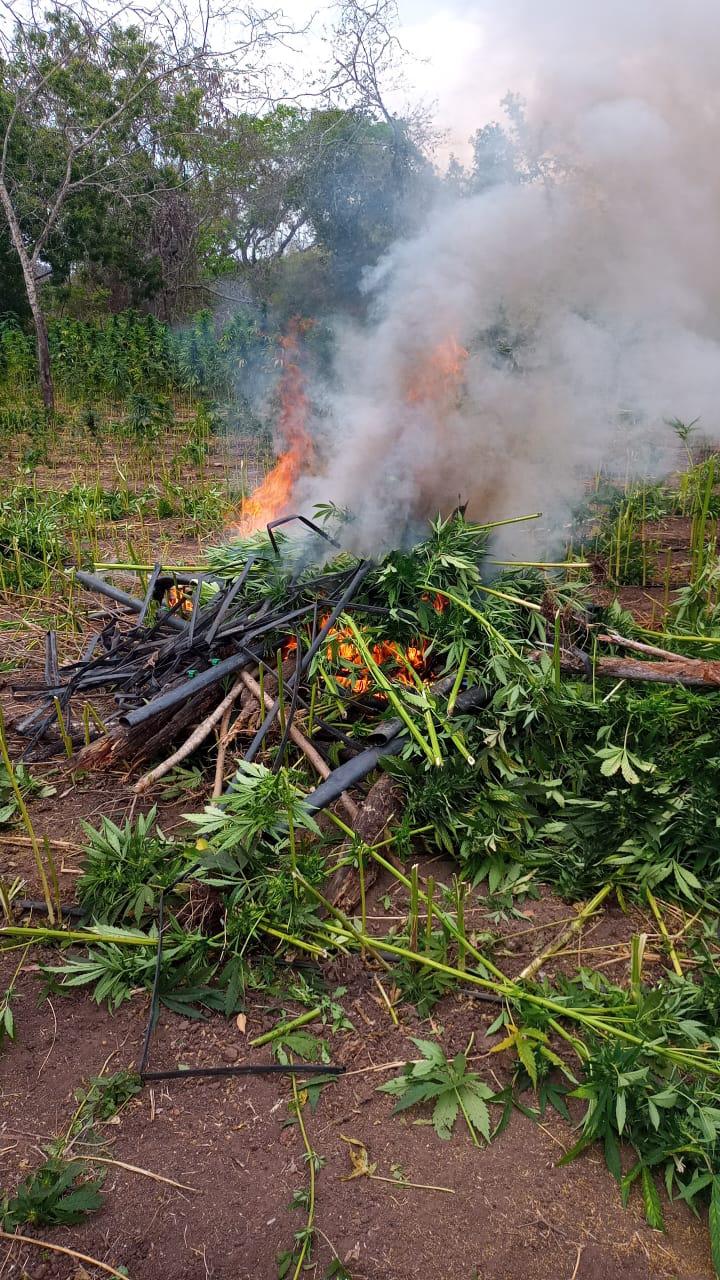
left=0, top=0, right=291, bottom=410
left=324, top=0, right=437, bottom=167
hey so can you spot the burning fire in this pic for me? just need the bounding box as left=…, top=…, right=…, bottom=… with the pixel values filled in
left=404, top=335, right=468, bottom=407
left=234, top=320, right=314, bottom=534
left=167, top=584, right=194, bottom=617
left=283, top=594, right=446, bottom=697
left=235, top=329, right=468, bottom=538
left=325, top=627, right=427, bottom=696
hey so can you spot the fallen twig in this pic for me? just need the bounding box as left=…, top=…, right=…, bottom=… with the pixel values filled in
left=212, top=697, right=236, bottom=799
left=72, top=1152, right=198, bottom=1191
left=0, top=1228, right=130, bottom=1279
left=598, top=631, right=695, bottom=662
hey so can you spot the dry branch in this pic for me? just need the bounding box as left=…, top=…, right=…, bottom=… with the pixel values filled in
left=0, top=1229, right=129, bottom=1279
left=133, top=678, right=245, bottom=793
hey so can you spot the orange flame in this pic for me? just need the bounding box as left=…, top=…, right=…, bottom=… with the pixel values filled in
left=324, top=626, right=428, bottom=696
left=281, top=593, right=447, bottom=697
left=404, top=335, right=468, bottom=407
left=167, top=584, right=194, bottom=617
left=235, top=321, right=314, bottom=534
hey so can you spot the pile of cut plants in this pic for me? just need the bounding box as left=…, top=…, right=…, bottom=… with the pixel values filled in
left=4, top=501, right=720, bottom=1277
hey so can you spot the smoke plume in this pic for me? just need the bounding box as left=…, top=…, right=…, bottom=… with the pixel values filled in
left=297, top=0, right=720, bottom=552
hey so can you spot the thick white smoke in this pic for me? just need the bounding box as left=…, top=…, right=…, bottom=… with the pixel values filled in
left=297, top=0, right=720, bottom=552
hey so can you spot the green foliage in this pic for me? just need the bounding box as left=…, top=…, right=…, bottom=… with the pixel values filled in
left=1, top=1156, right=105, bottom=1231
left=0, top=985, right=18, bottom=1050
left=73, top=1070, right=142, bottom=1128
left=185, top=762, right=321, bottom=857
left=45, top=930, right=203, bottom=1012
left=77, top=807, right=185, bottom=925
left=379, top=1038, right=497, bottom=1144
left=0, top=762, right=55, bottom=824
left=0, top=309, right=273, bottom=402
left=554, top=974, right=720, bottom=1230
left=394, top=646, right=720, bottom=906
left=390, top=926, right=462, bottom=1016
left=0, top=486, right=67, bottom=590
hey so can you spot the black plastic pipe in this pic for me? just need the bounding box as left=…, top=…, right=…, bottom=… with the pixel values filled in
left=73, top=570, right=185, bottom=634
left=302, top=683, right=493, bottom=816
left=304, top=733, right=406, bottom=813
left=120, top=648, right=252, bottom=727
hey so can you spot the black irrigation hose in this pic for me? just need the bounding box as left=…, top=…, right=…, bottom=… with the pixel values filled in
left=141, top=1064, right=344, bottom=1082
left=14, top=894, right=336, bottom=1080
left=14, top=899, right=84, bottom=918
left=137, top=562, right=163, bottom=627
left=304, top=735, right=406, bottom=813
left=44, top=631, right=59, bottom=688
left=204, top=560, right=256, bottom=645
left=137, top=891, right=165, bottom=1076
left=265, top=513, right=341, bottom=557
left=74, top=570, right=186, bottom=634
left=135, top=863, right=339, bottom=1080
left=186, top=575, right=207, bottom=647
left=121, top=651, right=250, bottom=727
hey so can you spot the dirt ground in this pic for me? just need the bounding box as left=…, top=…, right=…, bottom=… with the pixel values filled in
left=0, top=742, right=713, bottom=1280
left=0, top=445, right=716, bottom=1280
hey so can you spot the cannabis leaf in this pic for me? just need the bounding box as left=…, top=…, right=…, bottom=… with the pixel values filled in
left=1, top=1157, right=105, bottom=1231
left=594, top=743, right=655, bottom=786
left=378, top=1038, right=497, bottom=1146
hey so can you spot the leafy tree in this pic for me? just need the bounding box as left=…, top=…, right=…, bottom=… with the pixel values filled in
left=0, top=1, right=286, bottom=409
left=294, top=108, right=430, bottom=302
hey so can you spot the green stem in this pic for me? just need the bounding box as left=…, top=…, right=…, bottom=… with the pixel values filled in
left=473, top=582, right=543, bottom=613
left=287, top=810, right=298, bottom=899
left=447, top=648, right=469, bottom=715
left=260, top=926, right=327, bottom=957
left=341, top=615, right=437, bottom=765
left=291, top=1073, right=316, bottom=1280
left=0, top=707, right=54, bottom=924
left=250, top=1007, right=323, bottom=1048
left=0, top=926, right=149, bottom=944
left=645, top=889, right=683, bottom=977
left=423, top=585, right=524, bottom=662
left=295, top=893, right=720, bottom=1079
left=409, top=863, right=419, bottom=953
left=473, top=512, right=542, bottom=531
left=363, top=845, right=508, bottom=982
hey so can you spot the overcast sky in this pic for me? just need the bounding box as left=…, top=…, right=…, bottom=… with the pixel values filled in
left=283, top=1, right=519, bottom=161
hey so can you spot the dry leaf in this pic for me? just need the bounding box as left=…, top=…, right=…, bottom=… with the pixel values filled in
left=236, top=1012, right=247, bottom=1034
left=340, top=1133, right=377, bottom=1180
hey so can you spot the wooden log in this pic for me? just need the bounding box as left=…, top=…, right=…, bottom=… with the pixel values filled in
left=76, top=684, right=232, bottom=770
left=324, top=773, right=405, bottom=913
left=546, top=649, right=720, bottom=689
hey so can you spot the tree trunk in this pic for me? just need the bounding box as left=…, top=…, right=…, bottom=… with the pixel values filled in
left=0, top=182, right=55, bottom=413
left=23, top=259, right=54, bottom=414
